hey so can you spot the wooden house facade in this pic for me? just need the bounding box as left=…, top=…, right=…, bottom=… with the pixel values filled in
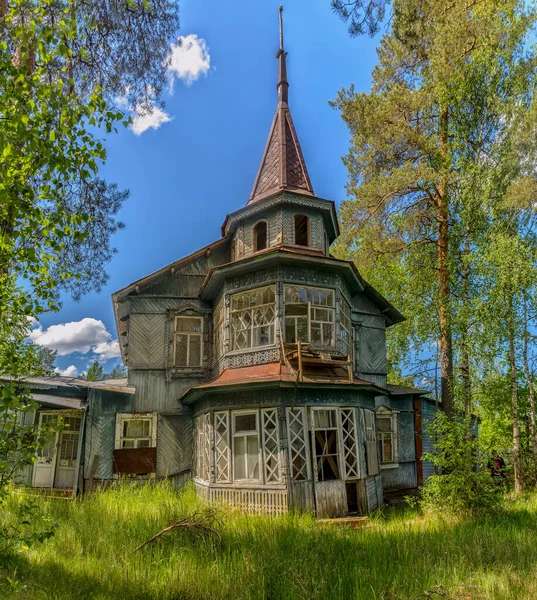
left=18, top=13, right=438, bottom=515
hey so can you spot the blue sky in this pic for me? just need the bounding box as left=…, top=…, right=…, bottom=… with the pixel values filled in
left=33, top=0, right=381, bottom=377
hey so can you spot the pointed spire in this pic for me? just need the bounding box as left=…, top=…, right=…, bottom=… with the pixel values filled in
left=248, top=5, right=314, bottom=205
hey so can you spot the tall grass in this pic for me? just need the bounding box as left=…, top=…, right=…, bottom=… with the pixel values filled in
left=1, top=482, right=537, bottom=599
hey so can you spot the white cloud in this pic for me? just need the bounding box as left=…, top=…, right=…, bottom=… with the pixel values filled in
left=168, top=34, right=211, bottom=87
left=115, top=34, right=211, bottom=136
left=54, top=365, right=79, bottom=377
left=131, top=106, right=172, bottom=136
left=30, top=318, right=121, bottom=360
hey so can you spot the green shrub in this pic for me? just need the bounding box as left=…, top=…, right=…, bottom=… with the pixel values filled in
left=421, top=412, right=505, bottom=515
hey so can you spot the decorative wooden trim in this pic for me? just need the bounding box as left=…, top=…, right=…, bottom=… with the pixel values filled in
left=195, top=482, right=288, bottom=516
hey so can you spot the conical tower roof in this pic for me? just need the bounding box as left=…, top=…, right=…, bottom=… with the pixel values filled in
left=248, top=6, right=314, bottom=205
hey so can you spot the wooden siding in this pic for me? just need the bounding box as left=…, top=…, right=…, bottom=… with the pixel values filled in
left=357, top=326, right=387, bottom=376
left=128, top=313, right=167, bottom=369
left=156, top=414, right=193, bottom=478
left=422, top=399, right=437, bottom=482
left=129, top=370, right=198, bottom=413
left=288, top=480, right=315, bottom=513
left=381, top=462, right=417, bottom=492
left=366, top=477, right=380, bottom=511
left=195, top=482, right=288, bottom=516
left=315, top=480, right=347, bottom=518
left=397, top=411, right=416, bottom=463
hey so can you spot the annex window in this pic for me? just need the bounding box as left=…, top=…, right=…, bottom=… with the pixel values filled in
left=195, top=413, right=211, bottom=482
left=174, top=316, right=203, bottom=367
left=376, top=408, right=397, bottom=464
left=233, top=411, right=260, bottom=481
left=284, top=285, right=335, bottom=346
left=59, top=415, right=82, bottom=467
left=213, top=301, right=225, bottom=361
left=294, top=214, right=310, bottom=246
left=312, top=408, right=340, bottom=482
left=339, top=297, right=352, bottom=355
left=115, top=413, right=157, bottom=449
left=286, top=408, right=309, bottom=481
left=230, top=285, right=275, bottom=351
left=253, top=221, right=268, bottom=252
left=361, top=408, right=379, bottom=476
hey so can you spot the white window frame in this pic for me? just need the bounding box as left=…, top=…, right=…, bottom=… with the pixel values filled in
left=230, top=285, right=276, bottom=352
left=214, top=410, right=231, bottom=483
left=174, top=316, right=203, bottom=368
left=361, top=408, right=380, bottom=476
left=213, top=301, right=225, bottom=361
left=284, top=285, right=336, bottom=346
left=253, top=219, right=269, bottom=252
left=115, top=413, right=157, bottom=450
left=376, top=406, right=399, bottom=468
left=311, top=407, right=342, bottom=483
left=231, top=409, right=262, bottom=483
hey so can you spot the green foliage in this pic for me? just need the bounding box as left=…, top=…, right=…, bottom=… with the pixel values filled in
left=421, top=412, right=504, bottom=515
left=84, top=360, right=105, bottom=381
left=3, top=482, right=537, bottom=599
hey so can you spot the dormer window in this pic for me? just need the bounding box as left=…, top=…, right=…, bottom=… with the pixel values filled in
left=294, top=214, right=310, bottom=246
left=253, top=221, right=268, bottom=252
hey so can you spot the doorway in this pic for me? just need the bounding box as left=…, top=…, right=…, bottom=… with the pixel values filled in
left=32, top=412, right=82, bottom=489
left=311, top=408, right=347, bottom=517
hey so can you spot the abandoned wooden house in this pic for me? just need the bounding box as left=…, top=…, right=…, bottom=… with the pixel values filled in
left=17, top=12, right=439, bottom=516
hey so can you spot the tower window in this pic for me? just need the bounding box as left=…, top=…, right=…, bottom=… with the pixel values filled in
left=294, top=214, right=310, bottom=246
left=253, top=221, right=268, bottom=252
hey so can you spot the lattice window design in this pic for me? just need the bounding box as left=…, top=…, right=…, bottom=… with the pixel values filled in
left=174, top=316, right=203, bottom=367
left=213, top=301, right=225, bottom=361
left=284, top=285, right=335, bottom=346
left=230, top=286, right=276, bottom=351
left=361, top=408, right=379, bottom=476
left=341, top=408, right=359, bottom=479
left=214, top=411, right=230, bottom=482
left=286, top=408, right=309, bottom=481
left=262, top=408, right=280, bottom=483
left=195, top=413, right=211, bottom=482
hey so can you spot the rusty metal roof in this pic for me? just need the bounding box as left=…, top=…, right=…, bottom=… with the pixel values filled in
left=180, top=362, right=387, bottom=403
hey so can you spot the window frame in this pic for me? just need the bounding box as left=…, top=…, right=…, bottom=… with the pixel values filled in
left=284, top=284, right=336, bottom=347
left=294, top=213, right=310, bottom=247
left=213, top=301, right=225, bottom=362
left=253, top=220, right=268, bottom=252
left=173, top=315, right=204, bottom=368
left=231, top=409, right=262, bottom=483
left=229, top=285, right=276, bottom=352
left=376, top=407, right=399, bottom=467
left=115, top=413, right=157, bottom=450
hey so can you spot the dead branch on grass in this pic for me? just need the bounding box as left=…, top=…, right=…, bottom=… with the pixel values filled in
left=135, top=508, right=222, bottom=551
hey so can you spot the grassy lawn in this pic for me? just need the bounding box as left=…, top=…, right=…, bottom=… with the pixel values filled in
left=1, top=483, right=537, bottom=599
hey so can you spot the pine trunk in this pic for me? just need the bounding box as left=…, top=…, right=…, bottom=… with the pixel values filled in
left=508, top=295, right=522, bottom=493
left=437, top=108, right=454, bottom=418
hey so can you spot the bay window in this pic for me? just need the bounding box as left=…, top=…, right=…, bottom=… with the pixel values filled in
left=230, top=286, right=275, bottom=351
left=284, top=285, right=335, bottom=346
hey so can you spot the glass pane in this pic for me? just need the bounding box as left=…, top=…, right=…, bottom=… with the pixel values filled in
left=175, top=334, right=189, bottom=366
left=322, top=322, right=334, bottom=345
left=137, top=439, right=150, bottom=448
left=234, top=436, right=246, bottom=479
left=311, top=322, right=322, bottom=344
left=314, top=409, right=336, bottom=429
left=377, top=417, right=391, bottom=433
left=189, top=336, right=202, bottom=366
left=122, top=440, right=135, bottom=448
left=175, top=317, right=202, bottom=333
left=247, top=435, right=259, bottom=479
left=234, top=413, right=256, bottom=432
left=286, top=304, right=308, bottom=316
left=384, top=436, right=393, bottom=462
left=124, top=419, right=150, bottom=438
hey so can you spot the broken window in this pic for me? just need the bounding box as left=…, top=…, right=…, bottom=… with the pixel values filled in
left=233, top=411, right=260, bottom=481
left=312, top=409, right=341, bottom=482
left=253, top=221, right=268, bottom=252
left=230, top=286, right=275, bottom=350
left=294, top=214, right=310, bottom=246
left=284, top=285, right=335, bottom=346
left=174, top=316, right=203, bottom=367
left=376, top=408, right=397, bottom=464
left=116, top=414, right=156, bottom=449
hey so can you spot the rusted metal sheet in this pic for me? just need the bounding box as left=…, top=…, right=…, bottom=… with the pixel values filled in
left=113, top=448, right=157, bottom=474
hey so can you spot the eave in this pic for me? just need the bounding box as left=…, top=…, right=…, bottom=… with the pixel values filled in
left=199, top=247, right=405, bottom=326
left=221, top=191, right=340, bottom=243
